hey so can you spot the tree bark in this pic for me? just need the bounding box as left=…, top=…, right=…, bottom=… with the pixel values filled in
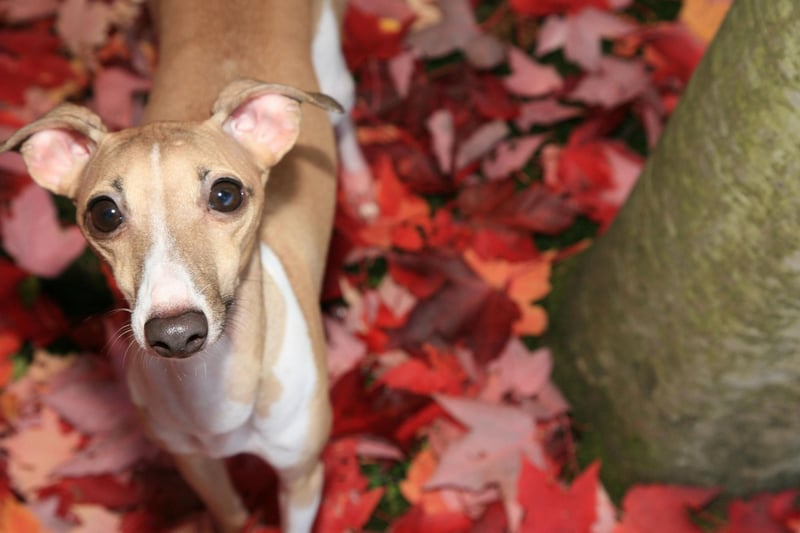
left=548, top=0, right=800, bottom=497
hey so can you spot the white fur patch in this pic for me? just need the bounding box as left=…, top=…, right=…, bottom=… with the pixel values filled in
left=251, top=243, right=318, bottom=469
left=312, top=0, right=355, bottom=125
left=130, top=143, right=210, bottom=347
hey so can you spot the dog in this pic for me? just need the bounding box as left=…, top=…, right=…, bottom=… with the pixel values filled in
left=1, top=0, right=356, bottom=531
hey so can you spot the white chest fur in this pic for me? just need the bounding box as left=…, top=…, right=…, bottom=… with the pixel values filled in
left=124, top=243, right=318, bottom=470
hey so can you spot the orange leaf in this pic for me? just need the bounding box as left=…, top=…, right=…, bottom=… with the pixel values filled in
left=508, top=261, right=552, bottom=305
left=400, top=448, right=437, bottom=505
left=463, top=248, right=514, bottom=289
left=512, top=305, right=548, bottom=336
left=0, top=493, right=45, bottom=533
left=679, top=0, right=732, bottom=43
left=0, top=332, right=22, bottom=388
left=400, top=448, right=456, bottom=516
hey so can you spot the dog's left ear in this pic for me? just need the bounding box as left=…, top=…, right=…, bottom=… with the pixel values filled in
left=0, top=104, right=107, bottom=199
left=210, top=78, right=343, bottom=169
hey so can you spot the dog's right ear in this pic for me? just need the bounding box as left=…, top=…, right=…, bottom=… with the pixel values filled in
left=0, top=104, right=107, bottom=199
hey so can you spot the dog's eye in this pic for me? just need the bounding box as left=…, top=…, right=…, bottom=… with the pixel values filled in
left=88, top=197, right=123, bottom=233
left=209, top=178, right=244, bottom=213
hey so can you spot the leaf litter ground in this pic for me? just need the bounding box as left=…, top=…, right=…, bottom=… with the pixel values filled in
left=2, top=0, right=797, bottom=532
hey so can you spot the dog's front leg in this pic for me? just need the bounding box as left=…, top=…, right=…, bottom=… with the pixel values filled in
left=173, top=453, right=249, bottom=533
left=277, top=460, right=325, bottom=533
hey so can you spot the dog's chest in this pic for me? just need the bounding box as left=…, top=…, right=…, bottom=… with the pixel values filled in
left=124, top=244, right=319, bottom=468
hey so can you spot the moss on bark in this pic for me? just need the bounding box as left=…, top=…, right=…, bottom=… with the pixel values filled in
left=549, top=0, right=800, bottom=493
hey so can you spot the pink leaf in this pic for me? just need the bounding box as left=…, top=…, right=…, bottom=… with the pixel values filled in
left=427, top=109, right=455, bottom=173
left=378, top=275, right=417, bottom=318
left=388, top=50, right=416, bottom=99
left=355, top=436, right=405, bottom=461
left=537, top=8, right=636, bottom=71
left=325, top=316, right=368, bottom=386
left=483, top=340, right=553, bottom=401
left=482, top=135, right=546, bottom=181
left=2, top=407, right=81, bottom=497
left=503, top=47, right=563, bottom=97
left=70, top=504, right=122, bottom=533
left=426, top=395, right=545, bottom=531
left=0, top=0, right=58, bottom=22
left=1, top=185, right=86, bottom=278
left=93, top=68, right=150, bottom=129
left=454, top=120, right=509, bottom=171
left=569, top=56, right=650, bottom=108
left=516, top=99, right=583, bottom=130
left=43, top=356, right=135, bottom=435
left=56, top=0, right=112, bottom=56
left=406, top=0, right=504, bottom=68
left=601, top=143, right=643, bottom=207
left=464, top=33, right=507, bottom=70
left=54, top=424, right=157, bottom=477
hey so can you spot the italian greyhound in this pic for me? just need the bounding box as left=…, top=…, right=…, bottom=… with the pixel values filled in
left=1, top=0, right=358, bottom=531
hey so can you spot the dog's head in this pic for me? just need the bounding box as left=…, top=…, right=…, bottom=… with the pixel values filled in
left=2, top=79, right=341, bottom=359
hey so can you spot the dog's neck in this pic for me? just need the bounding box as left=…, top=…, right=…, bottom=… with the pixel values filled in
left=146, top=0, right=335, bottom=291
left=144, top=0, right=321, bottom=124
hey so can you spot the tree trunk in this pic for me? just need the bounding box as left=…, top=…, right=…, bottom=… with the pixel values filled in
left=548, top=0, right=800, bottom=497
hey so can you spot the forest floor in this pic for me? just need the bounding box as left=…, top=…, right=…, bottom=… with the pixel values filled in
left=3, top=0, right=796, bottom=532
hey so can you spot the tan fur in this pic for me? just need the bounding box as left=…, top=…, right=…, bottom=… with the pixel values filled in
left=1, top=2, right=338, bottom=531
left=253, top=268, right=287, bottom=417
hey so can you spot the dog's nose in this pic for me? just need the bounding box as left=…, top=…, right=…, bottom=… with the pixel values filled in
left=144, top=311, right=208, bottom=357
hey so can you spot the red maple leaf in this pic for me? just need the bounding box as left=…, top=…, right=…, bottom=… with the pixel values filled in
left=376, top=345, right=467, bottom=396
left=510, top=0, right=629, bottom=16
left=457, top=180, right=578, bottom=236
left=614, top=484, right=719, bottom=533
left=518, top=461, right=600, bottom=532
left=38, top=475, right=141, bottom=516
left=343, top=5, right=413, bottom=71
left=391, top=504, right=473, bottom=533
left=316, top=438, right=385, bottom=532
left=0, top=22, right=75, bottom=105
left=718, top=490, right=800, bottom=533
left=388, top=251, right=520, bottom=363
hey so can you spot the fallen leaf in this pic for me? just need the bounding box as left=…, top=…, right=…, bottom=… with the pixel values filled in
left=0, top=331, right=21, bottom=388
left=388, top=50, right=416, bottom=99
left=483, top=341, right=553, bottom=402
left=56, top=0, right=112, bottom=57
left=614, top=485, right=719, bottom=533
left=377, top=345, right=466, bottom=395
left=343, top=4, right=411, bottom=70
left=426, top=395, right=545, bottom=531
left=93, top=67, right=150, bottom=129
left=503, top=47, right=563, bottom=98
left=391, top=252, right=520, bottom=363
left=537, top=8, right=636, bottom=71
left=454, top=120, right=509, bottom=171
left=515, top=99, right=583, bottom=130
left=0, top=0, right=58, bottom=22
left=70, top=504, right=122, bottom=533
left=679, top=0, right=732, bottom=43
left=325, top=316, right=368, bottom=386
left=406, top=0, right=505, bottom=68
left=482, top=135, right=545, bottom=181
left=569, top=56, right=650, bottom=108
left=427, top=109, right=455, bottom=173
left=1, top=185, right=87, bottom=278
left=717, top=490, right=800, bottom=533
left=510, top=0, right=631, bottom=17
left=316, top=438, right=386, bottom=532
left=3, top=406, right=82, bottom=497
left=518, top=461, right=600, bottom=533
left=0, top=491, right=46, bottom=533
